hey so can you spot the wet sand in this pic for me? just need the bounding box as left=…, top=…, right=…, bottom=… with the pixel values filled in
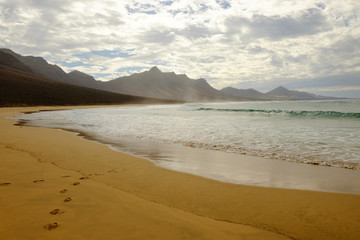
left=1, top=107, right=360, bottom=240
left=106, top=137, right=360, bottom=194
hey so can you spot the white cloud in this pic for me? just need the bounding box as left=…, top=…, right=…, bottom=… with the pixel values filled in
left=0, top=0, right=359, bottom=97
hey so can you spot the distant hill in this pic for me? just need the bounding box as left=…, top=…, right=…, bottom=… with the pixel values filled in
left=220, top=87, right=271, bottom=100
left=265, top=86, right=335, bottom=100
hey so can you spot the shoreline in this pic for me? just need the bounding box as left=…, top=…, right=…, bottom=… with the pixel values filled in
left=16, top=106, right=360, bottom=194
left=1, top=106, right=360, bottom=240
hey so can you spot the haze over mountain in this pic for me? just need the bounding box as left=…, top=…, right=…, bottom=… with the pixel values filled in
left=68, top=70, right=101, bottom=89
left=102, top=66, right=230, bottom=102
left=1, top=48, right=338, bottom=103
left=220, top=87, right=271, bottom=100
left=266, top=86, right=323, bottom=100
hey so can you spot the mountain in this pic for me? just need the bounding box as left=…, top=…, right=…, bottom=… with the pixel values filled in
left=0, top=48, right=74, bottom=84
left=0, top=51, right=33, bottom=73
left=0, top=49, right=232, bottom=102
left=102, top=66, right=230, bottom=102
left=266, top=86, right=320, bottom=100
left=68, top=70, right=103, bottom=89
left=220, top=87, right=271, bottom=100
left=0, top=53, right=175, bottom=107
left=1, top=49, right=338, bottom=103
left=221, top=86, right=338, bottom=101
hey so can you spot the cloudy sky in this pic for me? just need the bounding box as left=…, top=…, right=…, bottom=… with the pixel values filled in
left=1, top=0, right=359, bottom=97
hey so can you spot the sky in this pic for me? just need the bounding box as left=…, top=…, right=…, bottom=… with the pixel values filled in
left=0, top=0, right=359, bottom=98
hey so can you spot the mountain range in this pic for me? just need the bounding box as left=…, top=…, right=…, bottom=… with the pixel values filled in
left=0, top=50, right=175, bottom=106
left=0, top=48, right=337, bottom=106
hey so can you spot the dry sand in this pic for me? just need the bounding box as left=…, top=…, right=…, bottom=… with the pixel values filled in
left=1, top=107, right=360, bottom=240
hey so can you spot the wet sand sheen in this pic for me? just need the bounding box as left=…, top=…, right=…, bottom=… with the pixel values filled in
left=107, top=137, right=360, bottom=194
left=1, top=106, right=360, bottom=240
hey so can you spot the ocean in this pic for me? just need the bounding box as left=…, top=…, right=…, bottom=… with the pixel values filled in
left=14, top=99, right=360, bottom=192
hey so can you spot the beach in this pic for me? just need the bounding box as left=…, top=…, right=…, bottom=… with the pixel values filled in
left=1, top=107, right=360, bottom=240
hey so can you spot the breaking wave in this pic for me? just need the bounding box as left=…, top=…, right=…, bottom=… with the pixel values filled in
left=197, top=108, right=360, bottom=119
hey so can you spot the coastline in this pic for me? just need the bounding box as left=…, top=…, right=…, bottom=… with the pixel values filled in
left=1, top=106, right=360, bottom=240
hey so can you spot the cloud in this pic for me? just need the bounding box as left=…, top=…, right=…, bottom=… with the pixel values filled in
left=76, top=49, right=136, bottom=59
left=0, top=0, right=359, bottom=97
left=225, top=8, right=331, bottom=40
left=142, top=29, right=175, bottom=44
left=177, top=24, right=212, bottom=39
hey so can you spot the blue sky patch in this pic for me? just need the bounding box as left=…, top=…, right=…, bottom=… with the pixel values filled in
left=74, top=49, right=135, bottom=59
left=199, top=4, right=209, bottom=12
left=126, top=3, right=157, bottom=15
left=117, top=66, right=147, bottom=73
left=55, top=61, right=90, bottom=69
left=143, top=10, right=157, bottom=15
left=92, top=72, right=113, bottom=80
left=161, top=1, right=173, bottom=6
left=149, top=60, right=169, bottom=67
left=216, top=0, right=231, bottom=9
left=316, top=2, right=326, bottom=9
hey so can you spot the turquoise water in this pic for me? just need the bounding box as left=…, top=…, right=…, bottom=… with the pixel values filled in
left=15, top=99, right=360, bottom=170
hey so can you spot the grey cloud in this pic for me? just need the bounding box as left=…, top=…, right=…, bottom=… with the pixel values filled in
left=1, top=0, right=127, bottom=56
left=142, top=30, right=175, bottom=45
left=0, top=5, right=19, bottom=22
left=226, top=8, right=331, bottom=40
left=23, top=21, right=51, bottom=45
left=316, top=2, right=326, bottom=10
left=27, top=0, right=69, bottom=11
left=246, top=45, right=309, bottom=68
left=311, top=35, right=360, bottom=75
left=285, top=72, right=360, bottom=89
left=284, top=72, right=360, bottom=98
left=92, top=12, right=124, bottom=26
left=198, top=56, right=225, bottom=64
left=177, top=25, right=212, bottom=39
left=326, top=35, right=360, bottom=58
left=285, top=54, right=309, bottom=64
left=270, top=55, right=283, bottom=68
left=247, top=45, right=268, bottom=54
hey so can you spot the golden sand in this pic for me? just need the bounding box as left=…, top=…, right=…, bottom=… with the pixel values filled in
left=1, top=107, right=359, bottom=240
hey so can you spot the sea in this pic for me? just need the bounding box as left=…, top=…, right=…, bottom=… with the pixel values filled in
left=14, top=99, right=360, bottom=192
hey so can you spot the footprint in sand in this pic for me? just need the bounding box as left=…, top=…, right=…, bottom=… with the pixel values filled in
left=64, top=197, right=72, bottom=202
left=61, top=175, right=71, bottom=178
left=44, top=222, right=59, bottom=230
left=59, top=189, right=67, bottom=194
left=49, top=209, right=64, bottom=215
left=72, top=182, right=80, bottom=186
left=33, top=180, right=45, bottom=183
left=0, top=183, right=11, bottom=186
left=79, top=176, right=89, bottom=180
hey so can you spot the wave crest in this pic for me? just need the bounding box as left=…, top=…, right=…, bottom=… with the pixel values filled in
left=197, top=108, right=360, bottom=118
